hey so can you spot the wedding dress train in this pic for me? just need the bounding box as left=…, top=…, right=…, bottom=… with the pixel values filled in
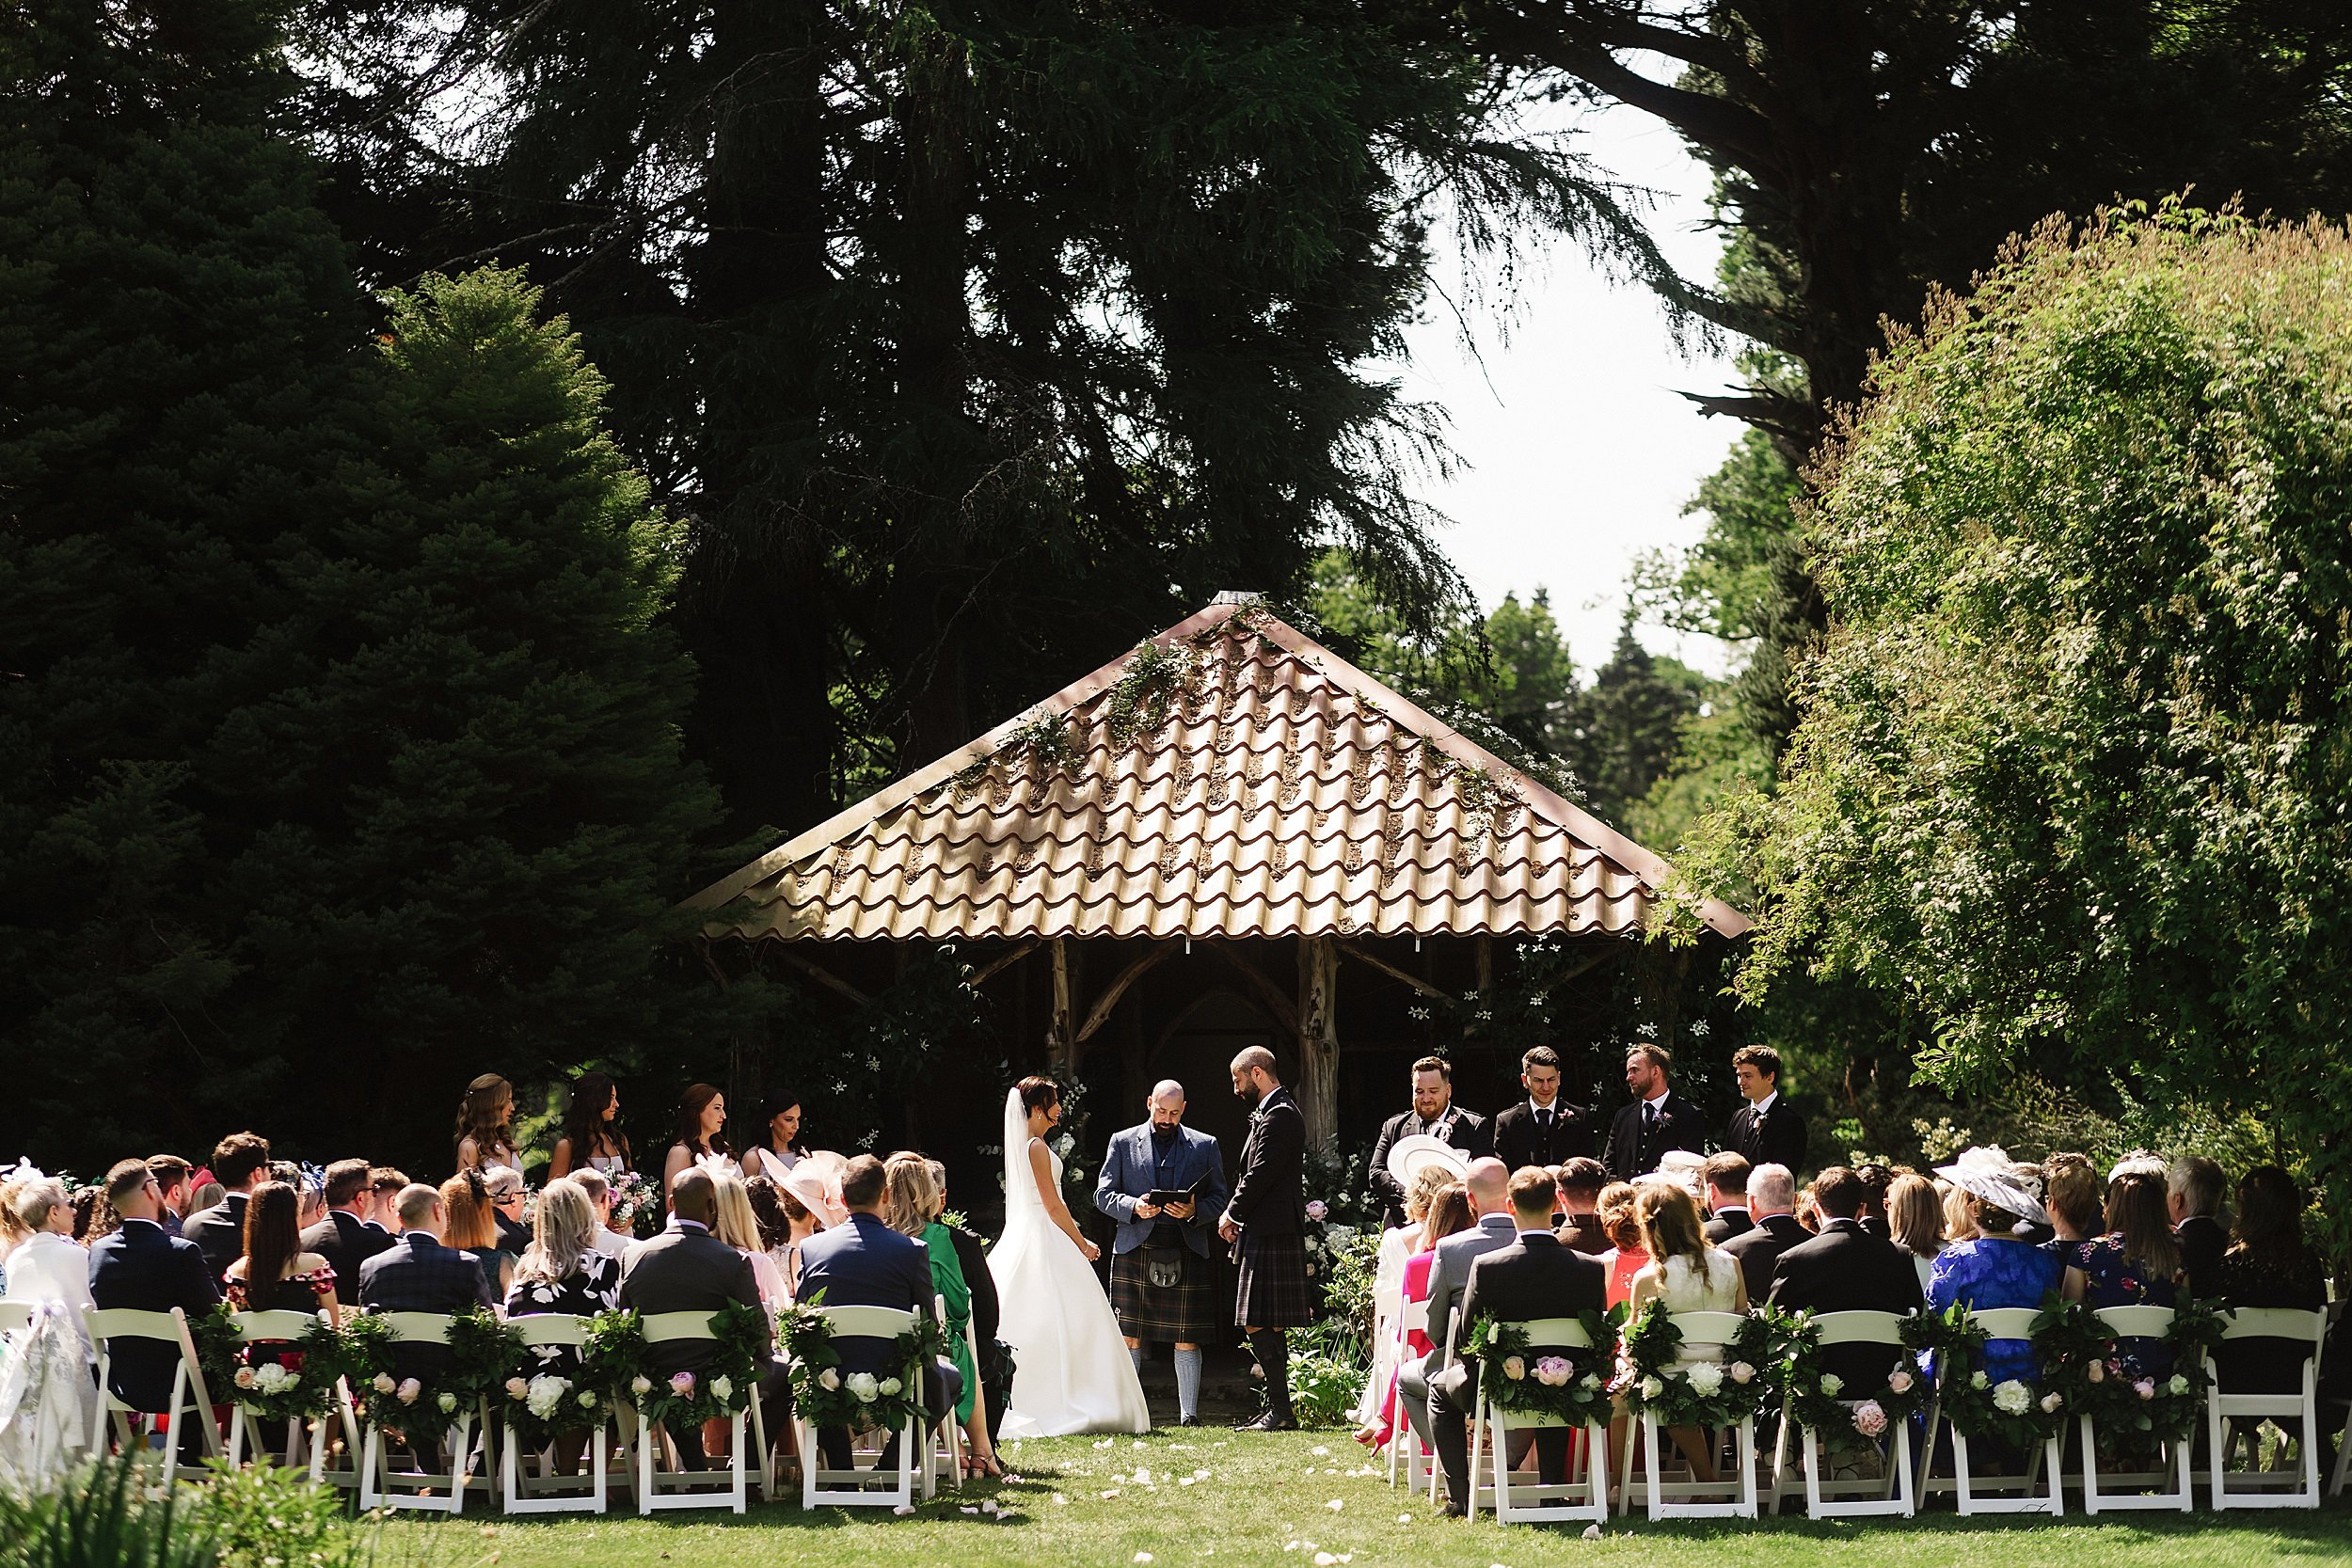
left=990, top=1090, right=1150, bottom=1436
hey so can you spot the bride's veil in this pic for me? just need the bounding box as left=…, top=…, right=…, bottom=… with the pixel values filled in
left=1000, top=1087, right=1043, bottom=1247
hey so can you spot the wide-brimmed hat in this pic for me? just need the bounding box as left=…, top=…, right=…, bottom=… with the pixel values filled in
left=779, top=1156, right=848, bottom=1229
left=1385, top=1133, right=1470, bottom=1188
left=1934, top=1145, right=2047, bottom=1226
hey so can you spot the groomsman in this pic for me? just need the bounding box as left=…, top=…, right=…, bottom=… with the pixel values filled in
left=1490, top=1046, right=1597, bottom=1173
left=1603, top=1044, right=1704, bottom=1181
left=1366, top=1055, right=1492, bottom=1230
left=1724, top=1045, right=1807, bottom=1173
left=1220, top=1046, right=1310, bottom=1432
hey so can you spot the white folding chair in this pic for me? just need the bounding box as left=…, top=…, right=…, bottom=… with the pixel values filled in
left=0, top=1303, right=32, bottom=1337
left=1620, top=1309, right=1757, bottom=1520
left=637, top=1309, right=759, bottom=1514
left=1385, top=1298, right=1434, bottom=1494
left=1944, top=1307, right=2063, bottom=1516
left=84, top=1306, right=222, bottom=1485
left=357, top=1313, right=489, bottom=1514
left=928, top=1293, right=961, bottom=1494
left=500, top=1315, right=614, bottom=1514
left=1363, top=1275, right=1403, bottom=1433
left=2076, top=1305, right=2191, bottom=1513
left=1794, top=1311, right=1916, bottom=1518
left=223, top=1309, right=342, bottom=1482
left=797, top=1305, right=928, bottom=1511
left=1465, top=1317, right=1609, bottom=1525
left=2204, top=1306, right=2328, bottom=1509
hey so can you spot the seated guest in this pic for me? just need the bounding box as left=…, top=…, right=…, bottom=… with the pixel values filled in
left=1355, top=1181, right=1470, bottom=1450
left=569, top=1167, right=633, bottom=1258
left=2168, top=1154, right=2227, bottom=1298
left=2210, top=1164, right=2327, bottom=1398
left=502, top=1179, right=619, bottom=1476
left=1701, top=1151, right=1755, bottom=1243
left=617, top=1168, right=784, bottom=1472
left=439, top=1170, right=515, bottom=1298
left=711, top=1173, right=787, bottom=1307
left=184, top=1132, right=272, bottom=1282
left=355, top=1184, right=496, bottom=1382
left=1367, top=1056, right=1493, bottom=1230
left=1626, top=1180, right=1747, bottom=1484
left=743, top=1174, right=793, bottom=1277
left=1769, top=1166, right=1924, bottom=1387
left=224, top=1180, right=342, bottom=1330
left=1491, top=1046, right=1597, bottom=1172
left=5, top=1178, right=96, bottom=1357
left=1724, top=1044, right=1806, bottom=1172
left=1425, top=1168, right=1606, bottom=1515
left=1392, top=1161, right=1518, bottom=1470
left=2040, top=1153, right=2102, bottom=1267
left=145, top=1156, right=194, bottom=1238
left=883, top=1153, right=1002, bottom=1478
left=2064, top=1159, right=2184, bottom=1380
left=186, top=1180, right=226, bottom=1220
left=87, top=1160, right=219, bottom=1454
left=794, top=1156, right=960, bottom=1474
left=270, top=1161, right=327, bottom=1233
left=365, top=1168, right=407, bottom=1235
left=1657, top=1149, right=1709, bottom=1209
left=1594, top=1181, right=1648, bottom=1307
left=1354, top=1164, right=1454, bottom=1439
left=302, top=1159, right=398, bottom=1281
left=1885, top=1172, right=1946, bottom=1291
left=1854, top=1163, right=1896, bottom=1242
left=2007, top=1162, right=2052, bottom=1246
left=1721, top=1163, right=1808, bottom=1300
left=1940, top=1179, right=1978, bottom=1245
left=1926, top=1148, right=2059, bottom=1391
left=484, top=1164, right=532, bottom=1257
left=1553, top=1158, right=1610, bottom=1256
left=930, top=1160, right=1010, bottom=1445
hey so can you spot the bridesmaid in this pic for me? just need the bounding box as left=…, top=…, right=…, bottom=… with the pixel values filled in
left=739, top=1093, right=809, bottom=1183
left=548, top=1071, right=631, bottom=1180
left=662, top=1083, right=739, bottom=1198
left=454, top=1073, right=521, bottom=1175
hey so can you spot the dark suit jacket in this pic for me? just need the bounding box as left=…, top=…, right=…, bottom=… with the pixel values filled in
left=1367, top=1104, right=1491, bottom=1228
left=183, top=1193, right=249, bottom=1282
left=1603, top=1093, right=1705, bottom=1181
left=1704, top=1207, right=1756, bottom=1245
left=1767, top=1217, right=1925, bottom=1386
left=358, top=1231, right=496, bottom=1379
left=791, top=1212, right=936, bottom=1375
left=1721, top=1212, right=1809, bottom=1302
left=2176, top=1215, right=2227, bottom=1299
left=1556, top=1212, right=1610, bottom=1256
left=301, top=1209, right=396, bottom=1284
left=946, top=1225, right=999, bottom=1352
left=1725, top=1097, right=1807, bottom=1174
left=616, top=1221, right=772, bottom=1375
left=1491, top=1100, right=1597, bottom=1177
left=1433, top=1230, right=1608, bottom=1403
left=86, top=1218, right=221, bottom=1412
left=1228, top=1087, right=1307, bottom=1238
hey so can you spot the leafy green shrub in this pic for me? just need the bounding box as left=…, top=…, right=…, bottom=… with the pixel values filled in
left=0, top=1461, right=214, bottom=1568
left=1285, top=1334, right=1368, bottom=1430
left=191, top=1460, right=370, bottom=1568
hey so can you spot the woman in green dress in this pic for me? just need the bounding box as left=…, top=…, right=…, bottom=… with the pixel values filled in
left=882, top=1151, right=1003, bottom=1478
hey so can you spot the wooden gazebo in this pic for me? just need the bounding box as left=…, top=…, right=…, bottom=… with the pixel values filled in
left=686, top=596, right=1746, bottom=1153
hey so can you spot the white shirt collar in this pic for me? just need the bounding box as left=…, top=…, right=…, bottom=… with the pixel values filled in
left=1528, top=1097, right=1558, bottom=1116
left=1752, top=1089, right=1779, bottom=1116
left=1643, top=1087, right=1670, bottom=1111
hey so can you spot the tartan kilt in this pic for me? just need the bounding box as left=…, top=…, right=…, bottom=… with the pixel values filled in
left=1232, top=1231, right=1313, bottom=1329
left=1108, top=1243, right=1216, bottom=1343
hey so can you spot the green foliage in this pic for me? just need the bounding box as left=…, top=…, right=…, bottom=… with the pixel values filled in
left=1459, top=1313, right=1616, bottom=1429
left=1282, top=1336, right=1367, bottom=1430
left=0, top=1461, right=215, bottom=1568
left=1777, top=1307, right=1930, bottom=1458
left=190, top=1461, right=369, bottom=1568
left=1616, top=1303, right=1779, bottom=1429
left=1691, top=210, right=2352, bottom=1230
left=1104, top=640, right=1202, bottom=746
left=779, top=1294, right=948, bottom=1433
left=340, top=1307, right=511, bottom=1433
left=1315, top=1226, right=1383, bottom=1352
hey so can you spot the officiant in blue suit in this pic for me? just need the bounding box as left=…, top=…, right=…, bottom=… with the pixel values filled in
left=1094, top=1080, right=1228, bottom=1427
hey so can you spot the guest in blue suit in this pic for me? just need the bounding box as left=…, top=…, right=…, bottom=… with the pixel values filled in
left=796, top=1154, right=962, bottom=1472
left=1093, top=1080, right=1227, bottom=1426
left=87, top=1158, right=221, bottom=1458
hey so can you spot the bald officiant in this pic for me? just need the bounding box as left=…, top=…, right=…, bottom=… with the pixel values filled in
left=1095, top=1080, right=1228, bottom=1427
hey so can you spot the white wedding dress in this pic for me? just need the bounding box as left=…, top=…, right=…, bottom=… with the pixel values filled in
left=990, top=1091, right=1150, bottom=1435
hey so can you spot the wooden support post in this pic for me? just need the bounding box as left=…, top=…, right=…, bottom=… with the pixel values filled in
left=1048, top=937, right=1075, bottom=1072
left=1296, top=934, right=1340, bottom=1152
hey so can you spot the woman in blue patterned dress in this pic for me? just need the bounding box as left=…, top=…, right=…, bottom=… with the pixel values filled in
left=2062, top=1161, right=2183, bottom=1383
left=1926, top=1148, right=2062, bottom=1390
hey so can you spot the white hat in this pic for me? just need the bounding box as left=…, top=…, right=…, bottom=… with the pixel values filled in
left=1385, top=1134, right=1470, bottom=1188
left=1933, top=1146, right=2047, bottom=1227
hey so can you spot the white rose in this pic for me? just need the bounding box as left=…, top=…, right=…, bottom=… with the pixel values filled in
left=2167, top=1373, right=2189, bottom=1396
left=818, top=1368, right=841, bottom=1391
left=1819, top=1373, right=1843, bottom=1397
left=1887, top=1369, right=1914, bottom=1394
left=578, top=1391, right=597, bottom=1409
left=879, top=1377, right=903, bottom=1397
left=437, top=1391, right=458, bottom=1414
left=710, top=1375, right=733, bottom=1402
left=1639, top=1375, right=1664, bottom=1400
left=1728, top=1361, right=1755, bottom=1385
left=846, top=1372, right=880, bottom=1402
left=1970, top=1370, right=1990, bottom=1389
left=1685, top=1362, right=1724, bottom=1397
left=372, top=1373, right=396, bottom=1395
left=1992, top=1380, right=2032, bottom=1416
left=630, top=1375, right=654, bottom=1396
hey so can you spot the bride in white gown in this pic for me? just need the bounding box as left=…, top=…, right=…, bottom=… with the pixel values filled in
left=991, top=1079, right=1150, bottom=1435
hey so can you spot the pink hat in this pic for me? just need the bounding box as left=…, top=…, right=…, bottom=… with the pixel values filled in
left=779, top=1163, right=847, bottom=1229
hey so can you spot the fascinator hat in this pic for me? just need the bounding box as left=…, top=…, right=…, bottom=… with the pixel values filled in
left=1384, top=1133, right=1470, bottom=1187
left=1933, top=1145, right=2047, bottom=1227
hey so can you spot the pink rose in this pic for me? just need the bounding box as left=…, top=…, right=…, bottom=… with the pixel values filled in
left=1851, top=1401, right=1888, bottom=1438
left=2134, top=1379, right=2155, bottom=1401
left=670, top=1370, right=697, bottom=1396
left=505, top=1377, right=529, bottom=1400
left=1887, top=1369, right=1914, bottom=1394
left=1305, top=1200, right=1328, bottom=1223
left=395, top=1378, right=421, bottom=1405
left=233, top=1367, right=258, bottom=1389
left=2087, top=1360, right=2106, bottom=1384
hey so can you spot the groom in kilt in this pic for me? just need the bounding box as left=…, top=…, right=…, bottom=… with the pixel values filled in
left=1095, top=1080, right=1229, bottom=1426
left=1218, top=1045, right=1311, bottom=1432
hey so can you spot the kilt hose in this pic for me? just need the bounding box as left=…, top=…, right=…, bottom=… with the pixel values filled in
left=1108, top=1243, right=1217, bottom=1343
left=1232, top=1230, right=1313, bottom=1329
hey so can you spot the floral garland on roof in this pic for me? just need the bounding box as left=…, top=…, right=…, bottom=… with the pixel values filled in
left=1615, top=1301, right=1779, bottom=1428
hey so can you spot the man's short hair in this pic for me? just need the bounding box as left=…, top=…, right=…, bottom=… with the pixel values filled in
left=1508, top=1166, right=1559, bottom=1216
left=1730, top=1044, right=1782, bottom=1080
left=1410, top=1054, right=1452, bottom=1082
left=394, top=1183, right=441, bottom=1228
left=1813, top=1165, right=1866, bottom=1220
left=1626, top=1042, right=1672, bottom=1071
left=104, top=1158, right=153, bottom=1205
left=1554, top=1157, right=1606, bottom=1199
left=1230, top=1045, right=1277, bottom=1078
left=146, top=1154, right=192, bottom=1193
left=322, top=1159, right=372, bottom=1208
left=369, top=1165, right=407, bottom=1195
left=1520, top=1045, right=1561, bottom=1074
left=2169, top=1155, right=2224, bottom=1217
left=1702, top=1150, right=1751, bottom=1197
left=1749, top=1164, right=1796, bottom=1213
left=210, top=1132, right=271, bottom=1190
left=670, top=1168, right=718, bottom=1223
left=839, top=1154, right=887, bottom=1210
left=572, top=1167, right=611, bottom=1201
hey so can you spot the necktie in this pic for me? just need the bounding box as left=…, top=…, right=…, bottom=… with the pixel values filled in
left=1537, top=1107, right=1552, bottom=1131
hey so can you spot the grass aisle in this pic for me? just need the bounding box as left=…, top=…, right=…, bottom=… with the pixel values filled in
left=387, top=1432, right=2351, bottom=1568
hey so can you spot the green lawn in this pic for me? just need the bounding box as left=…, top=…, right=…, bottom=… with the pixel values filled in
left=383, top=1432, right=2351, bottom=1568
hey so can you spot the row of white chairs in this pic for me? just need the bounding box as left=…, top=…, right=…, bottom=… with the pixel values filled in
left=0, top=1299, right=972, bottom=1515
left=1369, top=1290, right=2349, bottom=1524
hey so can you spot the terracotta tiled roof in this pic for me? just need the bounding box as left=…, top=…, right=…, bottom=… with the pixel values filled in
left=686, top=600, right=1748, bottom=942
